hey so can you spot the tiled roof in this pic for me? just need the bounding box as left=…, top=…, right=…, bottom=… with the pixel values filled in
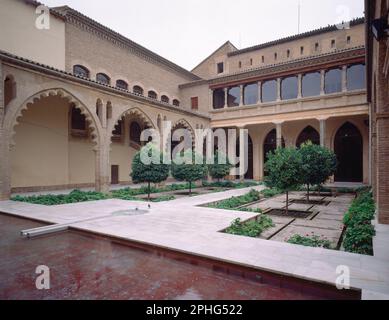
left=50, top=5, right=201, bottom=81
left=228, top=17, right=365, bottom=57
left=0, top=50, right=210, bottom=120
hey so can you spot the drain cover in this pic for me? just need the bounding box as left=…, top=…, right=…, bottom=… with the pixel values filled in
left=112, top=209, right=149, bottom=216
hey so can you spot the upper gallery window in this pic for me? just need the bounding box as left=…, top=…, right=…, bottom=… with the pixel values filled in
left=148, top=91, right=157, bottom=99
left=133, top=85, right=144, bottom=95
left=347, top=36, right=351, bottom=44
left=331, top=39, right=336, bottom=48
left=261, top=80, right=277, bottom=103
left=302, top=72, right=321, bottom=97
left=347, top=64, right=366, bottom=91
left=161, top=95, right=170, bottom=104
left=227, top=86, right=240, bottom=107
left=281, top=76, right=298, bottom=100
left=217, top=62, right=224, bottom=74
left=116, top=80, right=128, bottom=90
left=73, top=65, right=89, bottom=78
left=300, top=46, right=304, bottom=55
left=325, top=68, right=342, bottom=94
left=172, top=99, right=180, bottom=107
left=243, top=83, right=258, bottom=105
left=315, top=42, right=319, bottom=51
left=96, top=73, right=110, bottom=85
left=213, top=88, right=225, bottom=109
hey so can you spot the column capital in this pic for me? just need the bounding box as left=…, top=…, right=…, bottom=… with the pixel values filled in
left=317, top=117, right=329, bottom=122
left=273, top=120, right=284, bottom=125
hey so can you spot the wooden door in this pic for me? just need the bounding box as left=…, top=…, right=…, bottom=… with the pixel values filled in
left=111, top=165, right=119, bottom=185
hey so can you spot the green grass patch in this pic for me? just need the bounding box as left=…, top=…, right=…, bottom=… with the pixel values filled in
left=202, top=181, right=260, bottom=189
left=225, top=216, right=274, bottom=238
left=207, top=189, right=261, bottom=210
left=287, top=235, right=332, bottom=249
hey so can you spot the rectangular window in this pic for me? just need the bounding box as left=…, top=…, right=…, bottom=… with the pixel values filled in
left=250, top=58, right=253, bottom=66
left=331, top=39, right=336, bottom=48
left=213, top=89, right=225, bottom=109
left=315, top=42, right=319, bottom=51
left=217, top=62, right=224, bottom=74
left=274, top=53, right=278, bottom=61
left=239, top=61, right=242, bottom=68
left=287, top=49, right=290, bottom=58
left=300, top=46, right=304, bottom=55
left=347, top=36, right=351, bottom=44
left=262, top=56, right=265, bottom=63
left=191, top=97, right=199, bottom=110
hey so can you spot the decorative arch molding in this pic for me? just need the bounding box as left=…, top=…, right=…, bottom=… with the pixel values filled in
left=172, top=118, right=195, bottom=141
left=4, top=88, right=102, bottom=149
left=108, top=107, right=156, bottom=144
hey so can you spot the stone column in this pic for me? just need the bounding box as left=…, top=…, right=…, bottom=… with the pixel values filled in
left=319, top=118, right=327, bottom=147
left=239, top=85, right=244, bottom=106
left=320, top=70, right=325, bottom=96
left=209, top=88, right=213, bottom=110
left=297, top=74, right=302, bottom=99
left=239, top=126, right=248, bottom=181
left=277, top=78, right=281, bottom=101
left=95, top=136, right=110, bottom=194
left=275, top=122, right=283, bottom=148
left=101, top=103, right=107, bottom=129
left=252, top=137, right=261, bottom=181
left=224, top=88, right=228, bottom=108
left=257, top=81, right=262, bottom=104
left=342, top=65, right=348, bottom=92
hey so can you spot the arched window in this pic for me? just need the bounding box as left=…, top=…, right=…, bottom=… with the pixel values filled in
left=325, top=68, right=342, bottom=94
left=130, top=121, right=142, bottom=145
left=347, top=64, right=366, bottom=91
left=112, top=118, right=124, bottom=142
left=133, top=85, right=144, bottom=96
left=161, top=95, right=170, bottom=104
left=70, top=105, right=87, bottom=136
left=281, top=76, right=298, bottom=100
left=96, top=73, right=110, bottom=85
left=148, top=91, right=157, bottom=100
left=173, top=99, right=180, bottom=107
left=4, top=75, right=16, bottom=108
left=116, top=80, right=128, bottom=90
left=73, top=65, right=89, bottom=78
left=296, top=126, right=320, bottom=147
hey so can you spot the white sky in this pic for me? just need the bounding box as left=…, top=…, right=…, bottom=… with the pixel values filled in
left=43, top=0, right=365, bottom=71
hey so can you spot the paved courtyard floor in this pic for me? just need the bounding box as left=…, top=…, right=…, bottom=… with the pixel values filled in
left=1, top=186, right=389, bottom=299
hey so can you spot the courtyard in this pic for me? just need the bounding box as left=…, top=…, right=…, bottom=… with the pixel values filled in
left=1, top=184, right=389, bottom=300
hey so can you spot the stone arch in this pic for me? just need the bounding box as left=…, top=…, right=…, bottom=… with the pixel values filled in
left=108, top=107, right=156, bottom=144
left=4, top=88, right=101, bottom=149
left=3, top=74, right=17, bottom=111
left=296, top=125, right=320, bottom=147
left=172, top=119, right=195, bottom=142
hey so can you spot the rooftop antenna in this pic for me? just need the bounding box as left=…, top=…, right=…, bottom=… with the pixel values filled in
left=298, top=0, right=301, bottom=34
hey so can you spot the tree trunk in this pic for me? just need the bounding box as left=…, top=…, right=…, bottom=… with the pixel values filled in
left=148, top=182, right=151, bottom=201
left=285, top=191, right=289, bottom=215
left=307, top=184, right=310, bottom=203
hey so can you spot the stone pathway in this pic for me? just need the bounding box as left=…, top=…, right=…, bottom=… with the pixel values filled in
left=1, top=186, right=389, bottom=300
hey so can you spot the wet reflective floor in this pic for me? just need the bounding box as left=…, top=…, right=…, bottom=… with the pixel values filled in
left=0, top=214, right=327, bottom=300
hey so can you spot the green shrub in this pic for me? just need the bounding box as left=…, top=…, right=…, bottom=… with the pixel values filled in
left=203, top=181, right=259, bottom=189
left=260, top=188, right=282, bottom=198
left=152, top=195, right=176, bottom=202
left=12, top=189, right=108, bottom=206
left=343, top=190, right=376, bottom=255
left=226, top=216, right=274, bottom=238
left=209, top=189, right=261, bottom=210
left=287, top=235, right=332, bottom=249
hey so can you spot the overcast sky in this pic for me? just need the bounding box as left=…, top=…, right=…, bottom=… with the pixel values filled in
left=43, top=0, right=364, bottom=71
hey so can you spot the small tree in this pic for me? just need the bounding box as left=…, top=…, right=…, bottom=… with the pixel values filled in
left=208, top=151, right=233, bottom=182
left=299, top=142, right=338, bottom=201
left=265, top=147, right=302, bottom=215
left=130, top=143, right=170, bottom=201
left=171, top=150, right=207, bottom=195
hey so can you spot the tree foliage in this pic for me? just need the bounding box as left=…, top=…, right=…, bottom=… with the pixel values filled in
left=299, top=142, right=337, bottom=201
left=171, top=150, right=207, bottom=195
left=130, top=143, right=170, bottom=200
left=264, top=147, right=302, bottom=214
left=208, top=151, right=233, bottom=182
